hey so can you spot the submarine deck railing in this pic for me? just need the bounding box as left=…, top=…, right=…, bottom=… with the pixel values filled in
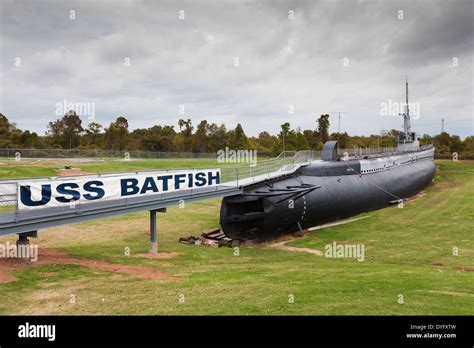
left=337, top=144, right=434, bottom=159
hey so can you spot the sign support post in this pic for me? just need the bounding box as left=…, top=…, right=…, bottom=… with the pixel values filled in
left=149, top=208, right=166, bottom=254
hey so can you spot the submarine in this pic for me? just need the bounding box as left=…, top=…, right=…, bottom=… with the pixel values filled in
left=220, top=80, right=436, bottom=242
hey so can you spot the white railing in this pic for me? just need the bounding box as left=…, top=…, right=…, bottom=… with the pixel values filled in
left=337, top=144, right=434, bottom=159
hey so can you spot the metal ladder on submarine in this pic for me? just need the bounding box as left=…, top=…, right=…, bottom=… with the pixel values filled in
left=219, top=81, right=436, bottom=242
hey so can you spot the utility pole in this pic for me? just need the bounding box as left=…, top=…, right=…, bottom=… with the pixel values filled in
left=328, top=111, right=351, bottom=142
left=441, top=118, right=445, bottom=133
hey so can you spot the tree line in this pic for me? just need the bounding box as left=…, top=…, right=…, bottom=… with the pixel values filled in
left=0, top=112, right=473, bottom=159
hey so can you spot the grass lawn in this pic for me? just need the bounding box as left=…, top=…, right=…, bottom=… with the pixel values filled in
left=0, top=160, right=472, bottom=315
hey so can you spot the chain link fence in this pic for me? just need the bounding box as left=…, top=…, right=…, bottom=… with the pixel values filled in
left=0, top=148, right=220, bottom=163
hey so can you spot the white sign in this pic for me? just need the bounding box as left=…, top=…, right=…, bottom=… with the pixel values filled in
left=18, top=169, right=221, bottom=210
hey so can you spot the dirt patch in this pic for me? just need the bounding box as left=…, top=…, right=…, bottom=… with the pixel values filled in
left=453, top=266, right=474, bottom=273
left=405, top=191, right=427, bottom=202
left=433, top=177, right=463, bottom=191
left=431, top=262, right=444, bottom=266
left=133, top=252, right=180, bottom=259
left=29, top=219, right=150, bottom=248
left=0, top=248, right=178, bottom=283
left=427, top=290, right=474, bottom=297
left=0, top=258, right=22, bottom=282
left=57, top=169, right=95, bottom=177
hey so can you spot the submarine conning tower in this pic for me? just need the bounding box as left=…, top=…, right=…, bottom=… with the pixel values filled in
left=321, top=140, right=339, bottom=161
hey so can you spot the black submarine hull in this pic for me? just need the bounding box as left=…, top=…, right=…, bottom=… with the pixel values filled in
left=220, top=149, right=436, bottom=242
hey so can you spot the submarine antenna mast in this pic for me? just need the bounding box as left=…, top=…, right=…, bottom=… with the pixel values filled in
left=404, top=76, right=412, bottom=141
left=328, top=111, right=351, bottom=140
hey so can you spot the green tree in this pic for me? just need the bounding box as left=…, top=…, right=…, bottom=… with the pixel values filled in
left=295, top=131, right=310, bottom=150
left=47, top=110, right=84, bottom=148
left=178, top=119, right=194, bottom=152
left=255, top=131, right=278, bottom=153
left=461, top=136, right=474, bottom=159
left=207, top=123, right=227, bottom=152
left=105, top=116, right=129, bottom=151
left=331, top=132, right=350, bottom=149
left=194, top=120, right=210, bottom=152
left=317, top=114, right=330, bottom=143
left=83, top=122, right=104, bottom=148
left=303, top=129, right=319, bottom=149
left=227, top=123, right=249, bottom=149
left=0, top=114, right=16, bottom=147
left=419, top=134, right=433, bottom=146
left=274, top=122, right=299, bottom=152
left=139, top=125, right=177, bottom=152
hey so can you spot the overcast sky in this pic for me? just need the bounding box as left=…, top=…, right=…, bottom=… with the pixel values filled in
left=1, top=0, right=473, bottom=138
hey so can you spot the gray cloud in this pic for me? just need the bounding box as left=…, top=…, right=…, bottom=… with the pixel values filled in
left=0, top=0, right=472, bottom=138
